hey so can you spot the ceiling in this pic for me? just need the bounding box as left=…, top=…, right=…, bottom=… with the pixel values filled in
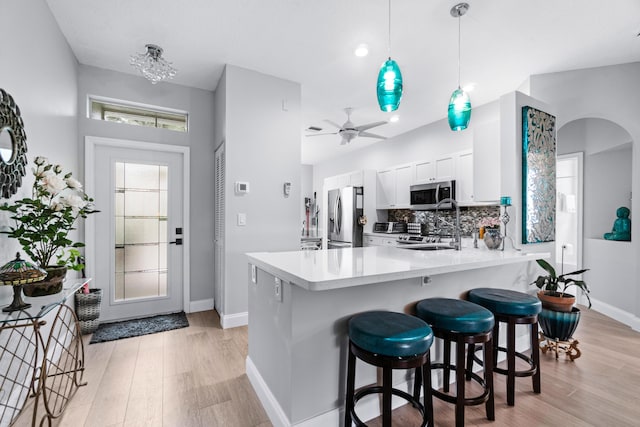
left=46, top=0, right=640, bottom=165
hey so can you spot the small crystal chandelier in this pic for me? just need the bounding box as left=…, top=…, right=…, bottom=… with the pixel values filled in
left=130, top=44, right=177, bottom=84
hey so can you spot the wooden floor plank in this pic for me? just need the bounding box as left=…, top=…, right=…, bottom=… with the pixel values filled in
left=11, top=306, right=637, bottom=427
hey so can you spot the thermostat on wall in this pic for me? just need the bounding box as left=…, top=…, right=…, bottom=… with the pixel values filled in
left=235, top=181, right=250, bottom=194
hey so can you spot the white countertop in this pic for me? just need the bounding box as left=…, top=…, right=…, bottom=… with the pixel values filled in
left=247, top=246, right=549, bottom=291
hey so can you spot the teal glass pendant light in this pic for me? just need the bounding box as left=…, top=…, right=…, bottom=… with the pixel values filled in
left=448, top=3, right=471, bottom=131
left=377, top=0, right=403, bottom=112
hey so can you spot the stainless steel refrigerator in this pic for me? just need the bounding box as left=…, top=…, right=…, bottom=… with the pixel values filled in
left=327, top=186, right=364, bottom=249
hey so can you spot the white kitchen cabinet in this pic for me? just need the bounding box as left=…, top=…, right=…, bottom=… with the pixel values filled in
left=364, top=234, right=398, bottom=247
left=414, top=155, right=455, bottom=183
left=376, top=164, right=413, bottom=209
left=435, top=155, right=455, bottom=181
left=414, top=160, right=435, bottom=183
left=455, top=150, right=474, bottom=203
left=348, top=170, right=364, bottom=187
left=473, top=122, right=501, bottom=201
left=323, top=175, right=339, bottom=192
left=336, top=173, right=350, bottom=189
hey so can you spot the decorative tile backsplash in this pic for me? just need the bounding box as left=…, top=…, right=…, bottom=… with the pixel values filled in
left=388, top=206, right=501, bottom=237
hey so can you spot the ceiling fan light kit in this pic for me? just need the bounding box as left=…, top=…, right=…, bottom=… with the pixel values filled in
left=377, top=0, right=403, bottom=112
left=448, top=3, right=472, bottom=131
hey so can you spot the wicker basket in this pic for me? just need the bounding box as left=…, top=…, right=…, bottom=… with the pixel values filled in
left=79, top=318, right=100, bottom=335
left=75, top=289, right=102, bottom=334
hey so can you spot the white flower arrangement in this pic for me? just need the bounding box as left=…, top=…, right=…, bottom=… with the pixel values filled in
left=1, top=157, right=97, bottom=269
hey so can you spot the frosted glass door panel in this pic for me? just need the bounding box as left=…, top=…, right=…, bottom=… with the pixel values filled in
left=115, top=161, right=169, bottom=302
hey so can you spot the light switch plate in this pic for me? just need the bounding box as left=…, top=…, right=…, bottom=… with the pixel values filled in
left=237, top=213, right=247, bottom=226
left=251, top=265, right=257, bottom=284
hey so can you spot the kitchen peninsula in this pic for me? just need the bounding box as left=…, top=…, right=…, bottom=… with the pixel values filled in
left=246, top=246, right=549, bottom=427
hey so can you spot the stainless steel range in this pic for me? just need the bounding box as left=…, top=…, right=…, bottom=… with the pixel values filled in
left=395, top=234, right=456, bottom=250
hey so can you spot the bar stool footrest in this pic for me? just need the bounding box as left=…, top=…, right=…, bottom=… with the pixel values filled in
left=431, top=363, right=491, bottom=406
left=351, top=385, right=428, bottom=427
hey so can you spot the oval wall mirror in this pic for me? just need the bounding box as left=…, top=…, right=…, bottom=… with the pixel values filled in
left=0, top=89, right=29, bottom=198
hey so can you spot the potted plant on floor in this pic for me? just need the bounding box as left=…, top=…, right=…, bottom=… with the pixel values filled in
left=0, top=156, right=97, bottom=296
left=531, top=259, right=590, bottom=342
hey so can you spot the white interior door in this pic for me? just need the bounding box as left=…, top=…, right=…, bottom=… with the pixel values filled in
left=214, top=143, right=225, bottom=315
left=86, top=137, right=189, bottom=322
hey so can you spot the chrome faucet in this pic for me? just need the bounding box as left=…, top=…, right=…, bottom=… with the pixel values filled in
left=435, top=198, right=461, bottom=250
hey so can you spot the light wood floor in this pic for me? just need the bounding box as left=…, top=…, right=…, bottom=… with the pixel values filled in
left=15, top=307, right=640, bottom=426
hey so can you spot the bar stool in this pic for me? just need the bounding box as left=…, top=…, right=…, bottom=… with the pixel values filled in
left=467, top=288, right=542, bottom=406
left=345, top=311, right=434, bottom=427
left=413, top=298, right=495, bottom=427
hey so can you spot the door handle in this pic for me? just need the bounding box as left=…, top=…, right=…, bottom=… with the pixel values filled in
left=169, top=238, right=183, bottom=245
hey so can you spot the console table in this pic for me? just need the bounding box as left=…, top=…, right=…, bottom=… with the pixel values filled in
left=0, top=279, right=90, bottom=426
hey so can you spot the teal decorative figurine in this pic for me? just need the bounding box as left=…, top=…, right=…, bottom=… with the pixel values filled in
left=604, top=207, right=631, bottom=241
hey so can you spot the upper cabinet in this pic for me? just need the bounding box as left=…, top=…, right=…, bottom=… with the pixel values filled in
left=414, top=155, right=455, bottom=183
left=455, top=150, right=474, bottom=203
left=376, top=164, right=412, bottom=209
left=472, top=122, right=501, bottom=202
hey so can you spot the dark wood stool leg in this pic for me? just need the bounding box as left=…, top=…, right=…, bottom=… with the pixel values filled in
left=345, top=347, right=356, bottom=427
left=413, top=366, right=423, bottom=404
left=484, top=336, right=495, bottom=420
left=382, top=366, right=392, bottom=427
left=531, top=320, right=541, bottom=393
left=493, top=321, right=500, bottom=367
left=455, top=336, right=466, bottom=427
left=423, top=354, right=434, bottom=427
left=506, top=317, right=516, bottom=406
left=443, top=338, right=451, bottom=393
left=466, top=343, right=475, bottom=380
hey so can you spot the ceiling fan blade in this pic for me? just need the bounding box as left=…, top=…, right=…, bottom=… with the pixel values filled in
left=305, top=132, right=338, bottom=137
left=358, top=131, right=387, bottom=139
left=324, top=119, right=344, bottom=130
left=355, top=121, right=387, bottom=132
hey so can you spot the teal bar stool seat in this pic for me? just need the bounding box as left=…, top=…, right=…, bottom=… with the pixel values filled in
left=345, top=311, right=434, bottom=427
left=414, top=298, right=495, bottom=427
left=467, top=288, right=542, bottom=406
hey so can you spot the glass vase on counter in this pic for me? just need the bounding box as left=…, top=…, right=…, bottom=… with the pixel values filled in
left=483, top=227, right=502, bottom=250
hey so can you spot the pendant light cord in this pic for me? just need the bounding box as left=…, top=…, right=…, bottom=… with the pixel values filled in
left=388, top=0, right=392, bottom=58
left=457, top=12, right=461, bottom=89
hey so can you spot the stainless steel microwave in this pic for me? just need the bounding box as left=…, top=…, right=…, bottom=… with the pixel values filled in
left=409, top=180, right=456, bottom=210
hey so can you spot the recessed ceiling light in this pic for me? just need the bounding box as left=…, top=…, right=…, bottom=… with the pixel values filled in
left=389, top=115, right=400, bottom=123
left=354, top=44, right=369, bottom=57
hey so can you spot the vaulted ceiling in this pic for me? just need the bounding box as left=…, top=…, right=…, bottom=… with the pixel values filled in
left=46, top=0, right=640, bottom=164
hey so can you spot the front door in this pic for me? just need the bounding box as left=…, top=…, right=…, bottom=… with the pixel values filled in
left=86, top=137, right=188, bottom=322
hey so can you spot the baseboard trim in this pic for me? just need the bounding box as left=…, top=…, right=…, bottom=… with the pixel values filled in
left=590, top=298, right=640, bottom=331
left=189, top=298, right=214, bottom=313
left=246, top=356, right=291, bottom=427
left=220, top=311, right=248, bottom=329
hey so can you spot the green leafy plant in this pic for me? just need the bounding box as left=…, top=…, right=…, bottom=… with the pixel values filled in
left=0, top=156, right=97, bottom=269
left=530, top=259, right=591, bottom=308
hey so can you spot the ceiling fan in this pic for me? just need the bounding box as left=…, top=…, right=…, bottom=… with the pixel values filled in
left=306, top=108, right=387, bottom=145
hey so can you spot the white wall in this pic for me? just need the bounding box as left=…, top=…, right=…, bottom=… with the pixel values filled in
left=530, top=62, right=640, bottom=328
left=220, top=65, right=301, bottom=319
left=0, top=0, right=79, bottom=298
left=77, top=65, right=216, bottom=303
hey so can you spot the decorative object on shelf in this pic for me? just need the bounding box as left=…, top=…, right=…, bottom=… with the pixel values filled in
left=531, top=259, right=591, bottom=312
left=0, top=157, right=97, bottom=296
left=376, top=0, right=403, bottom=112
left=0, top=252, right=47, bottom=312
left=522, top=105, right=556, bottom=243
left=604, top=206, right=631, bottom=241
left=130, top=44, right=177, bottom=84
left=478, top=217, right=501, bottom=249
left=483, top=227, right=502, bottom=250
left=0, top=89, right=29, bottom=199
left=499, top=196, right=519, bottom=251
left=447, top=3, right=471, bottom=131
left=75, top=288, right=103, bottom=335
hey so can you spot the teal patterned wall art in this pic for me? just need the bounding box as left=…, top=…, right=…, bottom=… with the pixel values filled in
left=522, top=106, right=556, bottom=243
